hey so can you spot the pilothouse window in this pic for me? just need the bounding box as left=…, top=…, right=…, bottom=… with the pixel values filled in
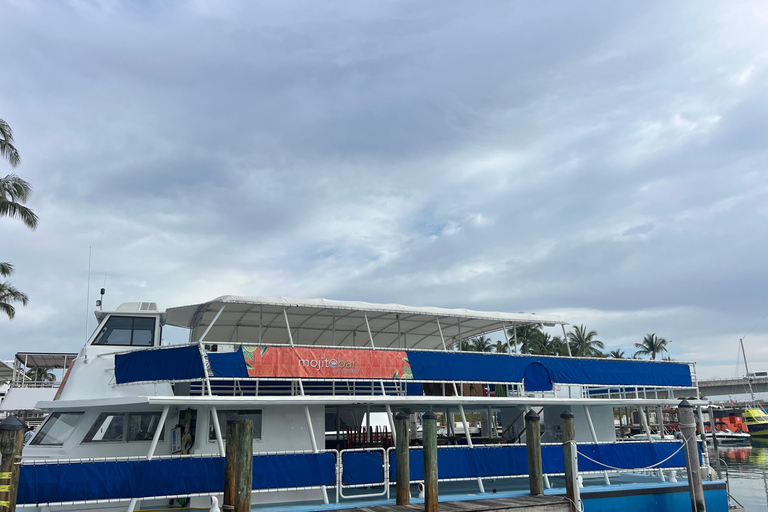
left=92, top=316, right=156, bottom=346
left=31, top=412, right=84, bottom=446
left=84, top=412, right=165, bottom=442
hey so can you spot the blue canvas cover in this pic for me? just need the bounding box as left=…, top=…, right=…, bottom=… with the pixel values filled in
left=405, top=351, right=692, bottom=387
left=388, top=442, right=687, bottom=482
left=115, top=345, right=206, bottom=384
left=342, top=451, right=385, bottom=485
left=208, top=347, right=249, bottom=378
left=114, top=345, right=692, bottom=388
left=18, top=452, right=338, bottom=505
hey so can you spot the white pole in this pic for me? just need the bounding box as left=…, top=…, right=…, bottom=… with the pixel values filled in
left=197, top=305, right=226, bottom=343
left=211, top=406, right=225, bottom=456
left=304, top=405, right=329, bottom=504
left=436, top=318, right=448, bottom=351
left=284, top=308, right=295, bottom=347
left=147, top=405, right=169, bottom=460
left=365, top=312, right=375, bottom=348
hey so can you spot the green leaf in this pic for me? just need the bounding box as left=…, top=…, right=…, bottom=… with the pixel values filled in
left=243, top=346, right=255, bottom=359
left=402, top=356, right=409, bottom=364
left=260, top=346, right=269, bottom=357
left=393, top=370, right=399, bottom=379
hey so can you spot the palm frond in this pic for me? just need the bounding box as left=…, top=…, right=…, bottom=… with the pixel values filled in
left=0, top=119, right=20, bottom=168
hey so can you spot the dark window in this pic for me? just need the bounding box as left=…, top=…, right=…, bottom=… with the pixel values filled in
left=83, top=412, right=165, bottom=443
left=31, top=412, right=84, bottom=445
left=92, top=316, right=156, bottom=346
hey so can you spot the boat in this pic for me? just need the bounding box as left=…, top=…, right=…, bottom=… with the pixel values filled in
left=742, top=408, right=768, bottom=436
left=18, top=296, right=736, bottom=511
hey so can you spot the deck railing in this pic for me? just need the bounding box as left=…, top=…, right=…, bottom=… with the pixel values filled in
left=17, top=441, right=691, bottom=507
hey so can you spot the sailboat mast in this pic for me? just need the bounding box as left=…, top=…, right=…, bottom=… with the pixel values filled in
left=740, top=338, right=755, bottom=403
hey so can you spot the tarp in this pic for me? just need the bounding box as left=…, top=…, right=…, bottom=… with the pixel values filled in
left=115, top=345, right=206, bottom=384
left=406, top=351, right=692, bottom=388
left=208, top=347, right=249, bottom=378
left=115, top=345, right=692, bottom=388
left=389, top=441, right=688, bottom=481
left=342, top=451, right=385, bottom=485
left=18, top=452, right=337, bottom=505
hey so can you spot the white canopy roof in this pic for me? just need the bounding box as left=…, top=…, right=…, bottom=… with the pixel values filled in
left=165, top=295, right=567, bottom=350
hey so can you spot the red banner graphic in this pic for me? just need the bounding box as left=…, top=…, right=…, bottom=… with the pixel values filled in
left=243, top=346, right=413, bottom=380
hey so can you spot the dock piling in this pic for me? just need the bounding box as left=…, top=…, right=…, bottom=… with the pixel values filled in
left=422, top=412, right=438, bottom=512
left=224, top=419, right=253, bottom=512
left=0, top=416, right=24, bottom=512
left=395, top=412, right=410, bottom=505
left=679, top=400, right=706, bottom=512
left=525, top=409, right=544, bottom=496
left=560, top=410, right=581, bottom=512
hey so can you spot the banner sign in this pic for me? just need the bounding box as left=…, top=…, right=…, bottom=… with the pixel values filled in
left=243, top=346, right=414, bottom=380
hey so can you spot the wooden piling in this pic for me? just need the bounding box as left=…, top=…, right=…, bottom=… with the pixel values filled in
left=679, top=400, right=706, bottom=512
left=395, top=412, right=410, bottom=505
left=560, top=410, right=580, bottom=512
left=422, top=412, right=438, bottom=512
left=0, top=416, right=25, bottom=512
left=525, top=409, right=544, bottom=496
left=224, top=419, right=253, bottom=512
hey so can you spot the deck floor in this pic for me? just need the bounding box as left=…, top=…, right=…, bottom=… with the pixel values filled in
left=322, top=495, right=570, bottom=511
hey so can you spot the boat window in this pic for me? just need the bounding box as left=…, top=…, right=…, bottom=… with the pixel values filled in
left=84, top=412, right=165, bottom=442
left=209, top=410, right=262, bottom=441
left=92, top=316, right=156, bottom=347
left=31, top=412, right=84, bottom=446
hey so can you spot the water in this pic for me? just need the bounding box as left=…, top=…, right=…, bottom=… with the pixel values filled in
left=712, top=439, right=768, bottom=511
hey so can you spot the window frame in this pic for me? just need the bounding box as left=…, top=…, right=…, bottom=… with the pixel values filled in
left=30, top=412, right=84, bottom=446
left=91, top=315, right=157, bottom=347
left=82, top=411, right=166, bottom=443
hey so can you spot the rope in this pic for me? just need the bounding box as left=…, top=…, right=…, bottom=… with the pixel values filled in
left=575, top=441, right=686, bottom=471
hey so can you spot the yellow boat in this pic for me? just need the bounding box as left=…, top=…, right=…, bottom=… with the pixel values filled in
left=743, top=408, right=768, bottom=436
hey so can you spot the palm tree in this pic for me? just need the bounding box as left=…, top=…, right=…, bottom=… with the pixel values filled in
left=608, top=349, right=626, bottom=359
left=633, top=334, right=670, bottom=360
left=0, top=119, right=20, bottom=167
left=0, top=263, right=28, bottom=320
left=0, top=174, right=38, bottom=229
left=25, top=367, right=55, bottom=382
left=507, top=324, right=543, bottom=354
left=461, top=336, right=494, bottom=352
left=567, top=325, right=605, bottom=357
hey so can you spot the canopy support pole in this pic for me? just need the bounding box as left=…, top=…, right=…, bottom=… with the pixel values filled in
left=283, top=308, right=295, bottom=347
left=198, top=304, right=226, bottom=344
left=211, top=406, right=225, bottom=456
left=513, top=327, right=518, bottom=354
left=147, top=405, right=169, bottom=459
left=365, top=312, right=375, bottom=348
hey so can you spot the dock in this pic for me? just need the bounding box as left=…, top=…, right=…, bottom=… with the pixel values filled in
left=311, top=496, right=570, bottom=512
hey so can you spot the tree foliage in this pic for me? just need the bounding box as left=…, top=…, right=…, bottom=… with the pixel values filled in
left=567, top=324, right=605, bottom=357
left=1, top=119, right=36, bottom=320
left=0, top=119, right=20, bottom=168
left=633, top=333, right=670, bottom=360
left=25, top=367, right=55, bottom=382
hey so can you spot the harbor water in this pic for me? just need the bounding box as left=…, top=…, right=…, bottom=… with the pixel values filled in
left=714, top=440, right=768, bottom=511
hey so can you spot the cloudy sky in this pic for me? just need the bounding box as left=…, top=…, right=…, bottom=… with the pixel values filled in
left=1, top=1, right=767, bottom=380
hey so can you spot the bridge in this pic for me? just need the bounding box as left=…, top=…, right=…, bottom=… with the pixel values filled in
left=692, top=375, right=768, bottom=398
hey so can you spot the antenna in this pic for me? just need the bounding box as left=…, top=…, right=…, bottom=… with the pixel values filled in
left=85, top=246, right=92, bottom=341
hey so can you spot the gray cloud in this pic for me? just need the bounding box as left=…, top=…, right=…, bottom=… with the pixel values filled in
left=1, top=0, right=767, bottom=378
